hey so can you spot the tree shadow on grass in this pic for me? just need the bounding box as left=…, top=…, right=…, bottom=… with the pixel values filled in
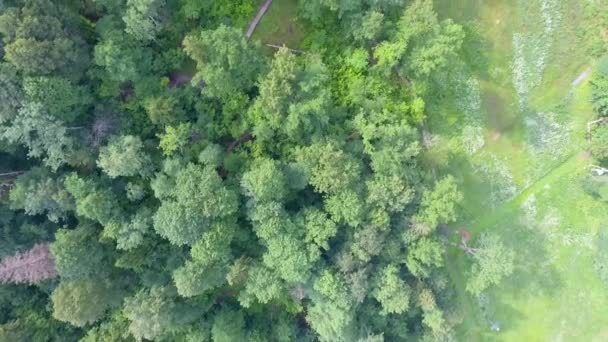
left=495, top=215, right=563, bottom=297
left=475, top=215, right=563, bottom=335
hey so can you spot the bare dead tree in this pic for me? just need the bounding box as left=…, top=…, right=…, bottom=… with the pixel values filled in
left=394, top=66, right=411, bottom=88
left=227, top=132, right=254, bottom=153
left=169, top=71, right=193, bottom=88
left=0, top=171, right=25, bottom=198
left=443, top=228, right=478, bottom=255
left=91, top=113, right=118, bottom=147
left=265, top=44, right=307, bottom=54
left=0, top=243, right=57, bottom=285
left=0, top=171, right=25, bottom=177
left=290, top=285, right=307, bottom=301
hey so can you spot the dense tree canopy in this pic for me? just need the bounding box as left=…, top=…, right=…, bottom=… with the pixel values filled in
left=0, top=0, right=519, bottom=340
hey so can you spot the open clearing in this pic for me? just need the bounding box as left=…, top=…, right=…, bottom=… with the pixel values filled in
left=430, top=0, right=608, bottom=340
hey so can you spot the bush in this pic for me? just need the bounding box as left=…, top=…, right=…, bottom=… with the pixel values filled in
left=590, top=124, right=608, bottom=160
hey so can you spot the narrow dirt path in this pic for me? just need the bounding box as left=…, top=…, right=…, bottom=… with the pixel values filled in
left=571, top=69, right=591, bottom=86
left=246, top=0, right=273, bottom=40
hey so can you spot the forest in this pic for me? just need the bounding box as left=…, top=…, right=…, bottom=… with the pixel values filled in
left=0, top=0, right=607, bottom=341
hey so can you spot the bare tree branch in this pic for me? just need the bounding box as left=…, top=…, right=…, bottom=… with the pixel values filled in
left=0, top=243, right=57, bottom=285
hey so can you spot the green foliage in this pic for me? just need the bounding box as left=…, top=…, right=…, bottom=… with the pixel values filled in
left=0, top=0, right=507, bottom=339
left=4, top=37, right=82, bottom=77
left=51, top=278, right=124, bottom=327
left=263, top=234, right=313, bottom=283
left=412, top=175, right=463, bottom=235
left=126, top=182, right=147, bottom=201
left=1, top=102, right=75, bottom=170
left=9, top=167, right=73, bottom=222
left=0, top=1, right=88, bottom=77
left=353, top=11, right=385, bottom=42
left=416, top=288, right=447, bottom=337
left=104, top=207, right=153, bottom=250
left=373, top=264, right=410, bottom=315
left=50, top=225, right=106, bottom=280
left=590, top=124, right=608, bottom=160
left=153, top=163, right=239, bottom=246
left=211, top=308, right=246, bottom=342
left=97, top=135, right=153, bottom=178
left=241, top=158, right=288, bottom=203
left=183, top=25, right=264, bottom=101
left=64, top=174, right=123, bottom=225
left=405, top=237, right=444, bottom=278
left=173, top=259, right=227, bottom=297
left=238, top=264, right=283, bottom=307
left=198, top=144, right=224, bottom=167
left=123, top=286, right=191, bottom=340
left=325, top=190, right=365, bottom=227
left=296, top=142, right=362, bottom=195
left=466, top=233, right=515, bottom=296
left=248, top=48, right=333, bottom=145
left=123, top=0, right=165, bottom=41
left=593, top=231, right=608, bottom=286
left=23, top=77, right=91, bottom=123
left=173, top=221, right=234, bottom=297
left=300, top=207, right=338, bottom=250
left=591, top=58, right=608, bottom=116
left=307, top=271, right=354, bottom=341
left=145, top=93, right=187, bottom=126
left=373, top=0, right=464, bottom=79
left=0, top=63, right=24, bottom=120
left=366, top=174, right=413, bottom=213
left=94, top=30, right=153, bottom=83
left=158, top=123, right=192, bottom=156
left=80, top=312, right=133, bottom=342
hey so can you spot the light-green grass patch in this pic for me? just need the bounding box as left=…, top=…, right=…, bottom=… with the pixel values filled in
left=250, top=0, right=305, bottom=52
left=431, top=0, right=608, bottom=340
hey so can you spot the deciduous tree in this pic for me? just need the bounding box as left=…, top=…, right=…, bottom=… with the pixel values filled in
left=247, top=48, right=332, bottom=145
left=0, top=63, right=24, bottom=121
left=9, top=167, right=72, bottom=222
left=123, top=0, right=165, bottom=41
left=97, top=135, right=153, bottom=178
left=124, top=286, right=196, bottom=341
left=466, top=233, right=515, bottom=296
left=23, top=76, right=91, bottom=123
left=1, top=102, right=75, bottom=170
left=241, top=158, right=288, bottom=203
left=153, top=163, right=239, bottom=246
left=50, top=226, right=106, bottom=280
left=373, top=264, right=410, bottom=315
left=64, top=174, right=123, bottom=225
left=94, top=30, right=154, bottom=83
left=306, top=271, right=354, bottom=341
left=411, top=175, right=463, bottom=235
left=51, top=278, right=123, bottom=327
left=184, top=25, right=264, bottom=100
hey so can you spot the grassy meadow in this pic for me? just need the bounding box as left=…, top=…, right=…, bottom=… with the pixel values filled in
left=430, top=0, right=608, bottom=340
